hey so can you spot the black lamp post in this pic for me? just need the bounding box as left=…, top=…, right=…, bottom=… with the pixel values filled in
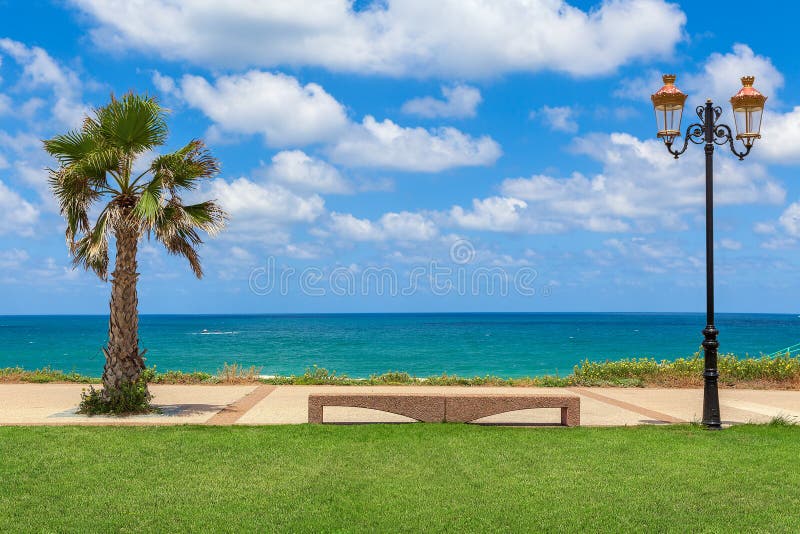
left=651, top=75, right=767, bottom=429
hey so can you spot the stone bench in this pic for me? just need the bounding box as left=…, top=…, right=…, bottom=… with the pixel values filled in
left=307, top=393, right=580, bottom=426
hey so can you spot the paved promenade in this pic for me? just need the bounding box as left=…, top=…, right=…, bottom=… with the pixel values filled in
left=1, top=384, right=799, bottom=426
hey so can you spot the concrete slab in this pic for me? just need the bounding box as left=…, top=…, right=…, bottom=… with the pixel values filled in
left=572, top=388, right=792, bottom=425
left=0, top=384, right=257, bottom=425
left=3, top=384, right=800, bottom=427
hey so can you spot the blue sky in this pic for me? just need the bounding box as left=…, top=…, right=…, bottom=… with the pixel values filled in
left=1, top=0, right=799, bottom=314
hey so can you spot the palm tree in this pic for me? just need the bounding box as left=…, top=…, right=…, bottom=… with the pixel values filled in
left=44, top=92, right=226, bottom=401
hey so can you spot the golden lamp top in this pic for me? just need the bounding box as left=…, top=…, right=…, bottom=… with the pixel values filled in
left=651, top=74, right=688, bottom=108
left=730, top=76, right=767, bottom=110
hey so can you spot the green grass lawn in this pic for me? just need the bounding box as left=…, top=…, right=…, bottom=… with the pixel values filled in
left=1, top=424, right=799, bottom=532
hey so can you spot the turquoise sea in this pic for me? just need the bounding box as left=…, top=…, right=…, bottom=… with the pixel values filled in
left=1, top=313, right=799, bottom=378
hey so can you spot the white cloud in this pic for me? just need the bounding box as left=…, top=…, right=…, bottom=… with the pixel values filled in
left=588, top=237, right=702, bottom=275
left=449, top=197, right=530, bottom=232
left=531, top=106, right=579, bottom=133
left=263, top=150, right=351, bottom=194
left=762, top=236, right=797, bottom=250
left=328, top=116, right=501, bottom=172
left=0, top=180, right=39, bottom=236
left=684, top=44, right=783, bottom=107
left=778, top=202, right=800, bottom=237
left=208, top=178, right=324, bottom=223
left=380, top=211, right=439, bottom=241
left=0, top=248, right=29, bottom=268
left=178, top=70, right=349, bottom=147
left=615, top=46, right=782, bottom=108
left=614, top=45, right=798, bottom=163
left=328, top=213, right=384, bottom=242
left=759, top=108, right=800, bottom=163
left=752, top=202, right=800, bottom=250
left=614, top=69, right=662, bottom=102
left=281, top=243, right=324, bottom=259
left=0, top=130, right=65, bottom=210
left=204, top=177, right=325, bottom=243
left=753, top=222, right=776, bottom=235
left=402, top=84, right=482, bottom=118
left=166, top=71, right=499, bottom=172
left=0, top=38, right=89, bottom=127
left=151, top=70, right=176, bottom=94
left=445, top=132, right=784, bottom=234
left=71, top=0, right=686, bottom=78
left=329, top=211, right=438, bottom=242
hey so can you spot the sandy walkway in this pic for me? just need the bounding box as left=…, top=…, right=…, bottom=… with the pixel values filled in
left=1, top=384, right=799, bottom=426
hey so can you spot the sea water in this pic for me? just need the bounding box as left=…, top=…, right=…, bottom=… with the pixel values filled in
left=1, top=313, right=798, bottom=378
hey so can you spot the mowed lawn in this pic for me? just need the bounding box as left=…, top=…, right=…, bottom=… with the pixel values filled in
left=1, top=424, right=799, bottom=532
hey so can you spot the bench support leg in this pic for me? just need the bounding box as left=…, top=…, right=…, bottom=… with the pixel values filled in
left=308, top=402, right=323, bottom=424
left=561, top=406, right=579, bottom=427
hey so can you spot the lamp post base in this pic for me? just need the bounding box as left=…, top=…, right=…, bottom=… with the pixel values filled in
left=701, top=325, right=722, bottom=430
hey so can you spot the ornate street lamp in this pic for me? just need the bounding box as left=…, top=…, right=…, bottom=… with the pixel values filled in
left=651, top=74, right=767, bottom=429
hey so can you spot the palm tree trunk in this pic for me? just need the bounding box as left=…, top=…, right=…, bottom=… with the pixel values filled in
left=102, top=222, right=146, bottom=393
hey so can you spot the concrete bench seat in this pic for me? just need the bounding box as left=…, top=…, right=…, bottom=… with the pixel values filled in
left=307, top=392, right=580, bottom=426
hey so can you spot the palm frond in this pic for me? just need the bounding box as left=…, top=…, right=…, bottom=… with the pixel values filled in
left=71, top=208, right=112, bottom=279
left=159, top=233, right=203, bottom=278
left=48, top=166, right=101, bottom=242
left=43, top=130, right=97, bottom=167
left=151, top=202, right=226, bottom=278
left=149, top=139, right=220, bottom=193
left=95, top=92, right=168, bottom=156
left=179, top=201, right=227, bottom=236
left=73, top=147, right=124, bottom=181
left=133, top=175, right=163, bottom=226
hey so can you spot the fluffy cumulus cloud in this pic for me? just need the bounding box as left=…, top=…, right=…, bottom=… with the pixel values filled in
left=402, top=84, right=482, bottom=118
left=0, top=38, right=88, bottom=127
left=759, top=109, right=800, bottom=163
left=684, top=44, right=800, bottom=164
left=175, top=71, right=349, bottom=147
left=684, top=44, right=783, bottom=106
left=327, top=116, right=501, bottom=172
left=448, top=132, right=784, bottom=234
left=0, top=180, right=39, bottom=236
left=614, top=45, right=782, bottom=106
left=71, top=0, right=685, bottom=78
left=263, top=150, right=351, bottom=194
left=613, top=45, right=800, bottom=164
left=203, top=177, right=325, bottom=243
left=449, top=197, right=531, bottom=232
left=329, top=211, right=438, bottom=242
left=159, top=71, right=501, bottom=172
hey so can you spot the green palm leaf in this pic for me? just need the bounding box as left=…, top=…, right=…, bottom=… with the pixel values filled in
left=94, top=92, right=168, bottom=159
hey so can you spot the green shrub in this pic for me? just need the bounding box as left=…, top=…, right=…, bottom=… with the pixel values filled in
left=143, top=366, right=217, bottom=384
left=571, top=352, right=800, bottom=385
left=0, top=366, right=98, bottom=384
left=5, top=351, right=800, bottom=389
left=78, top=380, right=157, bottom=416
left=369, top=371, right=413, bottom=384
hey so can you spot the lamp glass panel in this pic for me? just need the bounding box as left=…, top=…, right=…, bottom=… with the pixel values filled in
left=654, top=103, right=682, bottom=140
